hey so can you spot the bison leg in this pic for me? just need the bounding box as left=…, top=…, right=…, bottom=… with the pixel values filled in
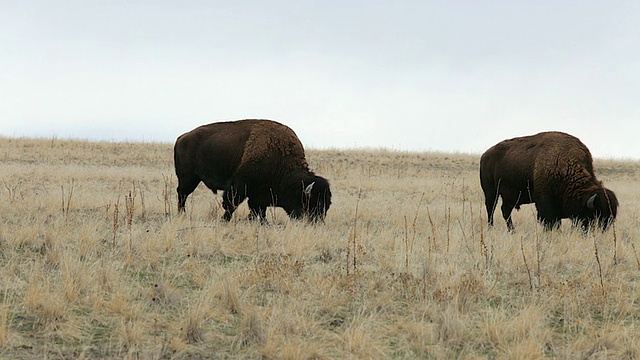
left=500, top=201, right=516, bottom=231
left=484, top=193, right=498, bottom=227
left=222, top=185, right=246, bottom=221
left=539, top=215, right=561, bottom=230
left=481, top=176, right=501, bottom=227
left=247, top=199, right=268, bottom=222
left=176, top=175, right=201, bottom=213
left=535, top=201, right=561, bottom=230
left=537, top=211, right=561, bottom=230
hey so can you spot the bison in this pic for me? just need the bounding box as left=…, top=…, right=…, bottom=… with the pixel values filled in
left=480, top=131, right=618, bottom=231
left=174, top=119, right=331, bottom=222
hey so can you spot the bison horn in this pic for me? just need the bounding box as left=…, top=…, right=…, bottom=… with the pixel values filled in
left=304, top=182, right=315, bottom=196
left=587, top=193, right=597, bottom=210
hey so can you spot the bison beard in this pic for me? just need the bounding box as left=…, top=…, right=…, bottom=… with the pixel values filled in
left=174, top=119, right=332, bottom=222
left=480, top=131, right=618, bottom=232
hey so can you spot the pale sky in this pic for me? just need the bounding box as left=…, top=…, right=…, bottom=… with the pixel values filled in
left=1, top=1, right=639, bottom=158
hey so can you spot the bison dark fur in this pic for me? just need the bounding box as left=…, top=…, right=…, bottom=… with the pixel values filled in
left=480, top=131, right=618, bottom=231
left=174, top=119, right=331, bottom=222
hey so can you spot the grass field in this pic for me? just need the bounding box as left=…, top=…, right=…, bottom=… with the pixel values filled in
left=1, top=136, right=639, bottom=359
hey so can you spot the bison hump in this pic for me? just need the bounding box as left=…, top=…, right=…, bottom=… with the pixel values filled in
left=241, top=122, right=308, bottom=167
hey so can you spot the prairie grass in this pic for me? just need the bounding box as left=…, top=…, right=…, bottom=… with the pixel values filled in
left=1, top=136, right=640, bottom=358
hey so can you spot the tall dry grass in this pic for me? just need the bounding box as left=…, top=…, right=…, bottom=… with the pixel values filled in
left=1, top=136, right=640, bottom=358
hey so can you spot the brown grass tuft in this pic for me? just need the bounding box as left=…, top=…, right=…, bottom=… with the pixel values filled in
left=0, top=293, right=9, bottom=347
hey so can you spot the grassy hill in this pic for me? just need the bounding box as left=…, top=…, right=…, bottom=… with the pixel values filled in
left=1, top=136, right=639, bottom=359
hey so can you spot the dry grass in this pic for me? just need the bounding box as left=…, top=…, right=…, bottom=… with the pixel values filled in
left=1, top=136, right=640, bottom=359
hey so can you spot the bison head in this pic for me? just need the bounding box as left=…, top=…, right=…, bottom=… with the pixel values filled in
left=579, top=187, right=618, bottom=231
left=304, top=176, right=332, bottom=222
left=290, top=176, right=332, bottom=222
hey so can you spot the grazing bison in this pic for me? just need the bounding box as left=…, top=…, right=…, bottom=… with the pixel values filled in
left=480, top=131, right=617, bottom=231
left=174, top=119, right=331, bottom=222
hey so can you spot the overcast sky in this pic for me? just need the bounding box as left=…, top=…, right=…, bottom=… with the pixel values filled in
left=1, top=1, right=639, bottom=158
